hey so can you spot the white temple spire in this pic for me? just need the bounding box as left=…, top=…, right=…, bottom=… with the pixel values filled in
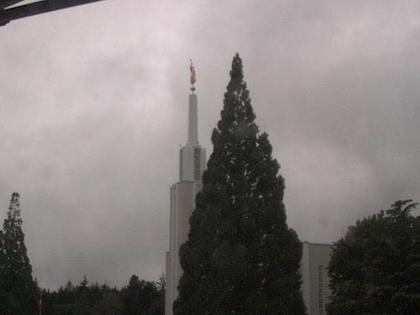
left=188, top=94, right=198, bottom=145
left=165, top=61, right=207, bottom=315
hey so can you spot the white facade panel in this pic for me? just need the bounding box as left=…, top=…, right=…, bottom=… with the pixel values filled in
left=300, top=242, right=332, bottom=315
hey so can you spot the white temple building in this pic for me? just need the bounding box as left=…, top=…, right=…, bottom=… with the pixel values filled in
left=165, top=63, right=206, bottom=315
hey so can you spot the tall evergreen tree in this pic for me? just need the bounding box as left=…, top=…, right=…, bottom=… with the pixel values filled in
left=0, top=192, right=38, bottom=315
left=174, top=54, right=306, bottom=314
left=328, top=200, right=420, bottom=315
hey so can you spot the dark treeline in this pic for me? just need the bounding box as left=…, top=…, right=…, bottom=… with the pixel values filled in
left=41, top=275, right=164, bottom=315
left=328, top=200, right=420, bottom=314
left=0, top=192, right=164, bottom=315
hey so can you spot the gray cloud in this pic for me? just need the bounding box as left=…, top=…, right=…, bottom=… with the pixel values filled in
left=0, top=0, right=419, bottom=289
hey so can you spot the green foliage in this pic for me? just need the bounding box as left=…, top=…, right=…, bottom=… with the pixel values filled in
left=121, top=275, right=161, bottom=315
left=174, top=54, right=306, bottom=314
left=41, top=275, right=164, bottom=315
left=148, top=275, right=165, bottom=315
left=328, top=200, right=420, bottom=315
left=0, top=192, right=39, bottom=315
left=92, top=290, right=123, bottom=315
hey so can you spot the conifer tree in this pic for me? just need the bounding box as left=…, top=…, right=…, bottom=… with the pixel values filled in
left=0, top=192, right=38, bottom=315
left=174, top=54, right=306, bottom=314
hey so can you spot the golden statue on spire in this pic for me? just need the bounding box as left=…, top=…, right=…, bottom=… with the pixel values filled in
left=190, top=59, right=196, bottom=92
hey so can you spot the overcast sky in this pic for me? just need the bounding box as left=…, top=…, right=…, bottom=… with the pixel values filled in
left=1, top=0, right=419, bottom=289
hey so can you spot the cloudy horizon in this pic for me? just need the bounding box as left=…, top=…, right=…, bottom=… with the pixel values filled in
left=1, top=0, right=419, bottom=289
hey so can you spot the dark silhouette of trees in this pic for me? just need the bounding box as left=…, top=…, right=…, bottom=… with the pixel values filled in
left=0, top=192, right=39, bottom=315
left=121, top=275, right=161, bottom=315
left=328, top=199, right=420, bottom=315
left=0, top=193, right=163, bottom=315
left=41, top=275, right=164, bottom=315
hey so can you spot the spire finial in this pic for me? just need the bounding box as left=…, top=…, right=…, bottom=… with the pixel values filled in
left=189, top=59, right=196, bottom=92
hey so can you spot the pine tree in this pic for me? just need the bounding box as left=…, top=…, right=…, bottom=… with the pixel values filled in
left=0, top=192, right=38, bottom=315
left=174, top=54, right=306, bottom=314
